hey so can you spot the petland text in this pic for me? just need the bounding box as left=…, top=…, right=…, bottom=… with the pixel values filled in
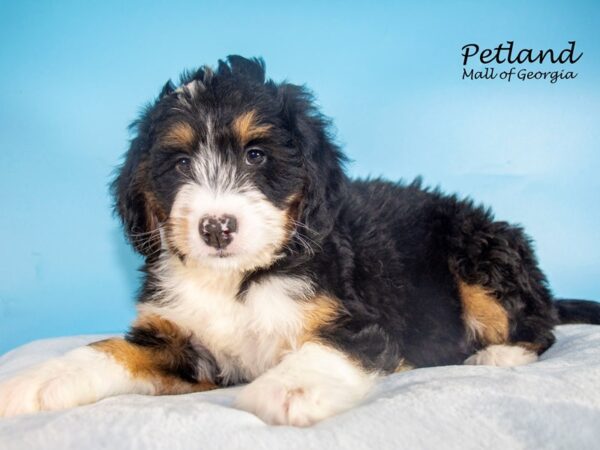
left=461, top=41, right=582, bottom=84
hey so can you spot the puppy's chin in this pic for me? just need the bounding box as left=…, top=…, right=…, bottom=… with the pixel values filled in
left=183, top=246, right=283, bottom=273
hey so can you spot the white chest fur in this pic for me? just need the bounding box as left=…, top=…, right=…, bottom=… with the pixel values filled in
left=138, top=256, right=314, bottom=383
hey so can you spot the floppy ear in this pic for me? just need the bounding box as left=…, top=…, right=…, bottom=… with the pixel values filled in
left=278, top=83, right=347, bottom=246
left=112, top=113, right=161, bottom=257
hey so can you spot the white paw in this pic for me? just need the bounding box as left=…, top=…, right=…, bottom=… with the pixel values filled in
left=464, top=344, right=538, bottom=367
left=234, top=343, right=375, bottom=426
left=0, top=347, right=150, bottom=418
left=236, top=375, right=332, bottom=426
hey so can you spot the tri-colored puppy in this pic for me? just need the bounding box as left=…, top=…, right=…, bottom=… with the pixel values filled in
left=1, top=56, right=598, bottom=425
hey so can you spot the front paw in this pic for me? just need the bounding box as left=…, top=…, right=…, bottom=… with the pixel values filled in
left=234, top=344, right=375, bottom=426
left=0, top=347, right=126, bottom=417
left=235, top=375, right=329, bottom=427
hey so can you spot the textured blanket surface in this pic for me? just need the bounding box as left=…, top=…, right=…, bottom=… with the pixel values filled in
left=0, top=325, right=599, bottom=450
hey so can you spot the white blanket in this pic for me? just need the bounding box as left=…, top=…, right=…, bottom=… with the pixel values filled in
left=0, top=325, right=599, bottom=450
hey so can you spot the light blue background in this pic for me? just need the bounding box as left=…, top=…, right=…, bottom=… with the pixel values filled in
left=0, top=1, right=598, bottom=354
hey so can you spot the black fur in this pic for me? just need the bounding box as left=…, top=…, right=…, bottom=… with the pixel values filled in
left=556, top=300, right=600, bottom=325
left=312, top=179, right=558, bottom=368
left=113, top=55, right=600, bottom=376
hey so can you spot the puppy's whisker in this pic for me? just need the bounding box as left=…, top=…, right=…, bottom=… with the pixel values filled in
left=289, top=219, right=319, bottom=234
left=290, top=227, right=322, bottom=251
left=129, top=225, right=165, bottom=255
left=129, top=230, right=161, bottom=238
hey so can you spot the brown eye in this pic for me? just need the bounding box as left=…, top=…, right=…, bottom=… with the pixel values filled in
left=245, top=148, right=266, bottom=165
left=176, top=157, right=191, bottom=173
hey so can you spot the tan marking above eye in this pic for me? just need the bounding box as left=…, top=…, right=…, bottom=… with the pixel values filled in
left=160, top=122, right=196, bottom=148
left=233, top=110, right=272, bottom=145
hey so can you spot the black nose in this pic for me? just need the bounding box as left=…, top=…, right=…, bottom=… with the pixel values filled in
left=199, top=215, right=238, bottom=249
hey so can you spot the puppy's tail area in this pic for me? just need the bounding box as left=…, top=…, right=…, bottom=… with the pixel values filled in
left=555, top=299, right=600, bottom=325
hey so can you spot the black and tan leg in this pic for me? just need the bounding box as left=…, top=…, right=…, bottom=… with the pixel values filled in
left=458, top=280, right=554, bottom=367
left=0, top=315, right=216, bottom=417
left=440, top=210, right=559, bottom=367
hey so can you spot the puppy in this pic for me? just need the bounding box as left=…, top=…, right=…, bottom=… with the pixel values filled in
left=1, top=56, right=598, bottom=425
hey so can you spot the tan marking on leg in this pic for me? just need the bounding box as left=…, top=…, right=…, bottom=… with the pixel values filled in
left=159, top=122, right=196, bottom=149
left=458, top=281, right=509, bottom=345
left=91, top=315, right=216, bottom=395
left=232, top=110, right=272, bottom=146
left=299, top=294, right=343, bottom=345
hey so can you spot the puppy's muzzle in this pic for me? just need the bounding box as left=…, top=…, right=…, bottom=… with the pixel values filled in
left=200, top=214, right=237, bottom=250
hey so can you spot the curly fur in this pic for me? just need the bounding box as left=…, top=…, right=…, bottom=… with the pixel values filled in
left=1, top=55, right=598, bottom=424
left=112, top=54, right=599, bottom=379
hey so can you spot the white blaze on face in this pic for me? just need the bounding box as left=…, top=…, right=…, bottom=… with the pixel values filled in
left=167, top=148, right=289, bottom=272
